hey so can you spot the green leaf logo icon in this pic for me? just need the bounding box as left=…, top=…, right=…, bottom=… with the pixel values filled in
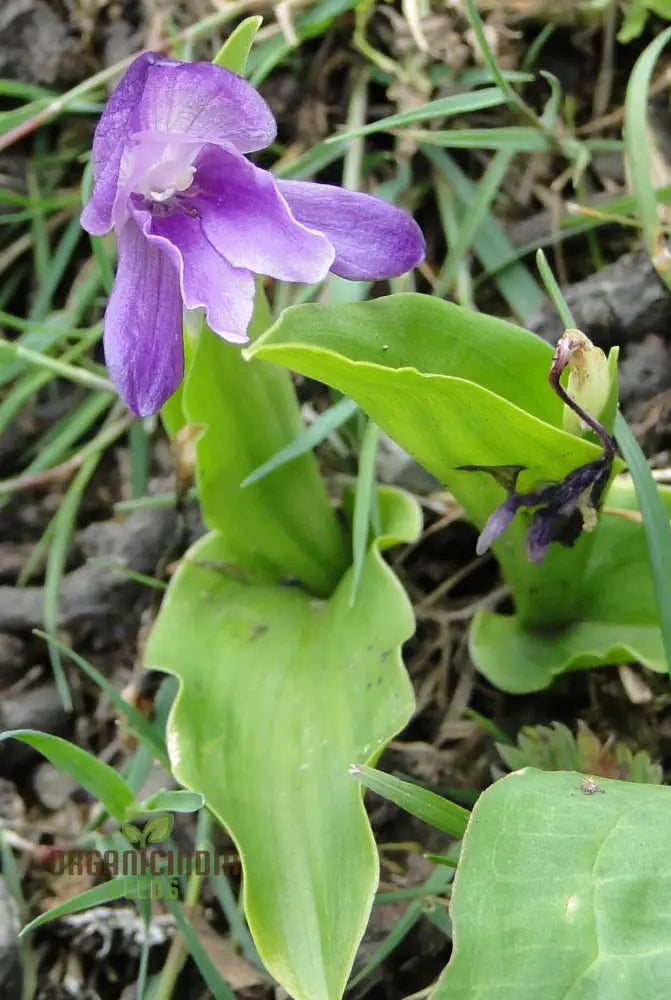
left=142, top=813, right=174, bottom=844
left=122, top=822, right=143, bottom=844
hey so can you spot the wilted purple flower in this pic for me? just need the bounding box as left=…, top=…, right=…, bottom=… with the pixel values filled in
left=466, top=328, right=617, bottom=565
left=471, top=456, right=612, bottom=565
left=81, top=53, right=425, bottom=416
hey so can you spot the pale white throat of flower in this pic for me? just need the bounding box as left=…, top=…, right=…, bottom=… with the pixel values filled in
left=117, top=135, right=201, bottom=212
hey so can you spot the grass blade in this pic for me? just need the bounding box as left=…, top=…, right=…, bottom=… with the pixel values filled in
left=350, top=765, right=470, bottom=838
left=624, top=25, right=671, bottom=278
left=242, top=396, right=358, bottom=487
left=614, top=413, right=671, bottom=676
left=349, top=420, right=380, bottom=605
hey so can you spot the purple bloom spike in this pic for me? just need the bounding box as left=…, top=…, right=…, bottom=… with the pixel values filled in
left=81, top=53, right=426, bottom=416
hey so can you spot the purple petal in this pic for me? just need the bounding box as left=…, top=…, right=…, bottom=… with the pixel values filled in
left=275, top=179, right=425, bottom=280
left=525, top=510, right=557, bottom=565
left=476, top=497, right=518, bottom=556
left=81, top=53, right=154, bottom=235
left=194, top=146, right=335, bottom=282
left=136, top=57, right=276, bottom=153
left=104, top=215, right=184, bottom=416
left=139, top=207, right=255, bottom=342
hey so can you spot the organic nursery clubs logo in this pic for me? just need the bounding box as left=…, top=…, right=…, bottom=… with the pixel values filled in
left=48, top=812, right=240, bottom=900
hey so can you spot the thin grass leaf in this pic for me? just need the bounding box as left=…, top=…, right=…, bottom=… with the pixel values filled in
left=327, top=87, right=507, bottom=142
left=614, top=413, right=671, bottom=676
left=129, top=419, right=150, bottom=498
left=86, top=558, right=168, bottom=591
left=413, top=127, right=559, bottom=152
left=22, top=390, right=111, bottom=476
left=535, top=248, right=575, bottom=327
left=0, top=731, right=135, bottom=821
left=350, top=420, right=380, bottom=605
left=114, top=489, right=196, bottom=512
left=348, top=864, right=454, bottom=987
left=460, top=0, right=522, bottom=109
left=44, top=452, right=102, bottom=709
left=624, top=24, right=671, bottom=282
left=423, top=145, right=544, bottom=320
left=435, top=148, right=513, bottom=294
left=30, top=213, right=83, bottom=321
left=33, top=630, right=169, bottom=766
left=350, top=765, right=469, bottom=837
left=161, top=889, right=237, bottom=1000
left=209, top=872, right=265, bottom=972
left=27, top=160, right=49, bottom=287
left=20, top=877, right=153, bottom=936
left=273, top=137, right=347, bottom=180
left=0, top=337, right=112, bottom=391
left=242, top=396, right=358, bottom=487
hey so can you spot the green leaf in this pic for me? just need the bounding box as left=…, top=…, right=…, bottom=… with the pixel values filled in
left=432, top=768, right=671, bottom=999
left=20, top=876, right=152, bottom=936
left=624, top=24, right=671, bottom=281
left=615, top=411, right=671, bottom=675
left=0, top=730, right=134, bottom=822
left=137, top=790, right=204, bottom=814
left=328, top=87, right=507, bottom=141
left=350, top=421, right=380, bottom=604
left=469, top=476, right=671, bottom=691
left=246, top=295, right=613, bottom=629
left=145, top=486, right=420, bottom=1000
left=141, top=813, right=174, bottom=844
left=162, top=888, right=238, bottom=1000
left=33, top=629, right=169, bottom=768
left=213, top=15, right=263, bottom=74
left=182, top=300, right=348, bottom=596
left=351, top=765, right=469, bottom=838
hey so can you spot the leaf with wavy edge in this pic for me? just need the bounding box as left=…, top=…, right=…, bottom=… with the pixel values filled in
left=145, top=486, right=420, bottom=1000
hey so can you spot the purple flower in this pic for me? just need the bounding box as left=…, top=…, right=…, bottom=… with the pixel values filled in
left=80, top=53, right=425, bottom=416
left=465, top=329, right=618, bottom=565
left=470, top=456, right=612, bottom=565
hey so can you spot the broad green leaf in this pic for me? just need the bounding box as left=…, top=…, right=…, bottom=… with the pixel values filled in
left=351, top=765, right=469, bottom=838
left=246, top=295, right=612, bottom=628
left=469, top=477, right=671, bottom=691
left=183, top=300, right=347, bottom=596
left=145, top=486, right=420, bottom=1000
left=433, top=768, right=671, bottom=999
left=20, top=876, right=153, bottom=936
left=0, top=730, right=134, bottom=822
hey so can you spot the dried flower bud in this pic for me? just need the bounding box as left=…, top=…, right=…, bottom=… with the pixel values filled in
left=553, top=329, right=610, bottom=437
